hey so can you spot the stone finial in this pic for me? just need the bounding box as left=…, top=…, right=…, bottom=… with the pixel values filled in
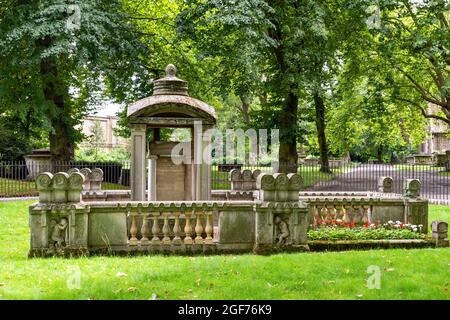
left=431, top=221, right=449, bottom=247
left=404, top=179, right=421, bottom=198
left=68, top=172, right=85, bottom=203
left=257, top=173, right=276, bottom=191
left=287, top=173, right=302, bottom=201
left=80, top=168, right=92, bottom=191
left=257, top=173, right=301, bottom=202
left=36, top=172, right=53, bottom=203
left=257, top=173, right=276, bottom=201
left=153, top=64, right=188, bottom=96
left=378, top=176, right=393, bottom=193
left=52, top=172, right=69, bottom=203
left=166, top=64, right=177, bottom=77
left=252, top=169, right=262, bottom=189
left=89, top=168, right=104, bottom=191
left=274, top=173, right=289, bottom=190
left=67, top=168, right=80, bottom=175
left=230, top=169, right=242, bottom=190
left=287, top=173, right=303, bottom=191
left=242, top=169, right=253, bottom=190
left=230, top=169, right=262, bottom=191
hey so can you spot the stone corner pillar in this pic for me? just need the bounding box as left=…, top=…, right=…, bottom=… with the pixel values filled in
left=130, top=124, right=147, bottom=201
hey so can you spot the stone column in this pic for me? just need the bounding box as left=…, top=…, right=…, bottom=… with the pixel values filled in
left=193, top=121, right=203, bottom=200
left=148, top=155, right=157, bottom=201
left=201, top=124, right=212, bottom=200
left=130, top=124, right=147, bottom=201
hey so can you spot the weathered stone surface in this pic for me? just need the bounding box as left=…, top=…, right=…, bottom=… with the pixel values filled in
left=404, top=179, right=421, bottom=198
left=68, top=172, right=85, bottom=203
left=35, top=172, right=53, bottom=203
left=378, top=176, right=393, bottom=193
left=89, top=168, right=103, bottom=191
left=230, top=169, right=262, bottom=191
left=88, top=212, right=128, bottom=247
left=431, top=220, right=449, bottom=247
left=218, top=209, right=255, bottom=244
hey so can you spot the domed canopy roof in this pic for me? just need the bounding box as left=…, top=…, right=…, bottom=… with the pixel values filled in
left=127, top=64, right=216, bottom=126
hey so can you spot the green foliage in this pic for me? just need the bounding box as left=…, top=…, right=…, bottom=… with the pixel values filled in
left=74, top=146, right=130, bottom=162
left=0, top=0, right=152, bottom=159
left=308, top=227, right=425, bottom=241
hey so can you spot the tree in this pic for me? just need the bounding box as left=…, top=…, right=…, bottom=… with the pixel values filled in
left=373, top=0, right=450, bottom=125
left=87, top=120, right=105, bottom=161
left=0, top=0, right=151, bottom=161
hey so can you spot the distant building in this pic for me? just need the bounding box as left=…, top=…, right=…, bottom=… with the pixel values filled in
left=420, top=104, right=450, bottom=154
left=79, top=115, right=128, bottom=150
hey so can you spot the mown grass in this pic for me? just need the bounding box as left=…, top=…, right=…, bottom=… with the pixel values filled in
left=0, top=200, right=449, bottom=300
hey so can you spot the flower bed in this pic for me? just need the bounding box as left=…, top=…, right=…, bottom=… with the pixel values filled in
left=309, top=220, right=425, bottom=241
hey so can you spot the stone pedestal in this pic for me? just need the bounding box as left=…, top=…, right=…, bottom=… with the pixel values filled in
left=24, top=149, right=52, bottom=179
left=431, top=221, right=449, bottom=247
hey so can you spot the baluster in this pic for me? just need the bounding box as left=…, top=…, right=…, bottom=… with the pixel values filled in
left=320, top=205, right=327, bottom=220
left=194, top=209, right=204, bottom=244
left=184, top=209, right=193, bottom=244
left=140, top=212, right=150, bottom=246
left=313, top=205, right=319, bottom=226
left=172, top=211, right=182, bottom=245
left=162, top=212, right=171, bottom=245
left=129, top=208, right=138, bottom=246
left=204, top=211, right=213, bottom=245
left=352, top=205, right=361, bottom=224
left=151, top=212, right=161, bottom=245
left=336, top=205, right=344, bottom=219
left=362, top=205, right=370, bottom=224
left=342, top=205, right=351, bottom=224
left=326, top=204, right=335, bottom=220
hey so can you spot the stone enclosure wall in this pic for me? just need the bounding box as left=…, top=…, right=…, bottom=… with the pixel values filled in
left=29, top=171, right=309, bottom=256
left=28, top=169, right=435, bottom=257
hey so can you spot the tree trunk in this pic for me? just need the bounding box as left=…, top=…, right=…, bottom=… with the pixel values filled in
left=239, top=95, right=251, bottom=126
left=38, top=36, right=74, bottom=161
left=278, top=91, right=298, bottom=173
left=313, top=93, right=331, bottom=173
left=376, top=145, right=383, bottom=163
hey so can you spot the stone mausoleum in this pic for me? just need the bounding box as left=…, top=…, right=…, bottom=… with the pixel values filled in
left=127, top=64, right=216, bottom=202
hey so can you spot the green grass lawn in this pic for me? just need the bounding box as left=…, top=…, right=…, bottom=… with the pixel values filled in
left=0, top=200, right=449, bottom=300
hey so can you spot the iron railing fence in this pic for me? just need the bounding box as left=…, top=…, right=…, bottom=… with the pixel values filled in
left=211, top=162, right=450, bottom=201
left=0, top=160, right=130, bottom=198
left=1, top=160, right=449, bottom=201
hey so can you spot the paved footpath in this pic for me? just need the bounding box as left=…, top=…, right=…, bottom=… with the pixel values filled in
left=306, top=164, right=450, bottom=201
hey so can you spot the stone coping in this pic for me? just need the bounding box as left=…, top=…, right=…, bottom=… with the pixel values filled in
left=84, top=200, right=257, bottom=210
